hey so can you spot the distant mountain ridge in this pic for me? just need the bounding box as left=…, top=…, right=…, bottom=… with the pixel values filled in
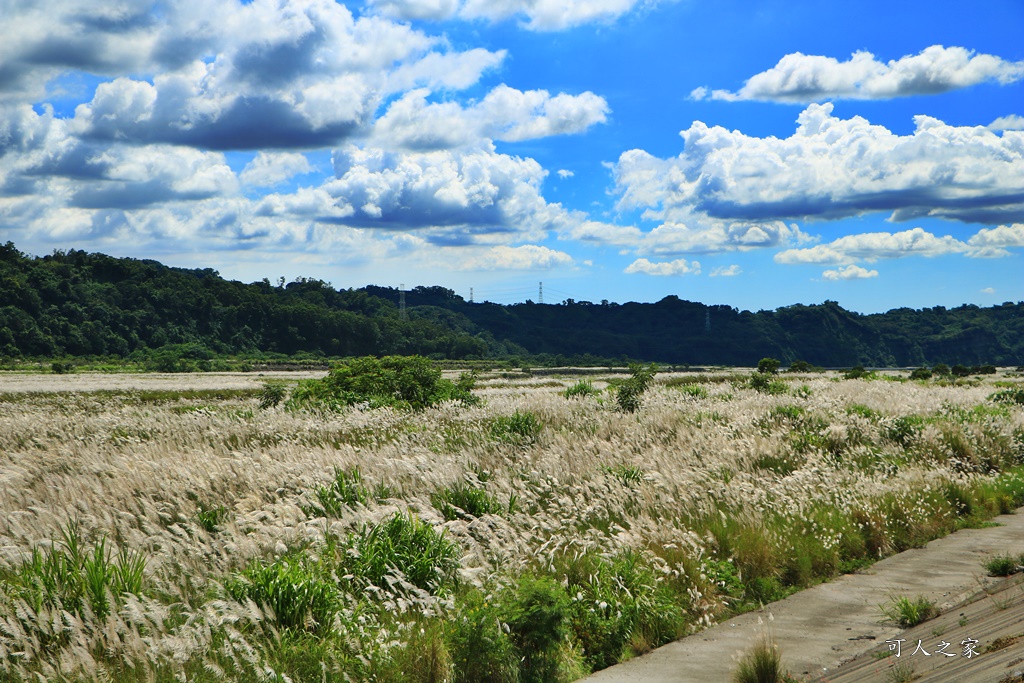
left=1, top=242, right=1022, bottom=366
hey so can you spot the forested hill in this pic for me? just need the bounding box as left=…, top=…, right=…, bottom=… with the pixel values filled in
left=2, top=243, right=1023, bottom=366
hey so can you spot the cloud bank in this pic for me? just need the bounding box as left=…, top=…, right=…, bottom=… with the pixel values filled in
left=695, top=46, right=1024, bottom=102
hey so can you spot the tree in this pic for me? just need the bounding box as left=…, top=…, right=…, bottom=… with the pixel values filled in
left=757, top=357, right=780, bottom=375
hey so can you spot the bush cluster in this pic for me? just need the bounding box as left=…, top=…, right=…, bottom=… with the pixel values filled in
left=288, top=355, right=477, bottom=411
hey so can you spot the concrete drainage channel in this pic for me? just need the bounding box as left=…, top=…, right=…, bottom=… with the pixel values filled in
left=583, top=507, right=1024, bottom=683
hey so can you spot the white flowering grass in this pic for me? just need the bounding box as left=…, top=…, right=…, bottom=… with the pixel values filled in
left=0, top=370, right=1021, bottom=681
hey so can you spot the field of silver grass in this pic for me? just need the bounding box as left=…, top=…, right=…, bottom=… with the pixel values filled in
left=0, top=369, right=1022, bottom=682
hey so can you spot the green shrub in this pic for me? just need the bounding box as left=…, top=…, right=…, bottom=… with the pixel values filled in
left=288, top=356, right=477, bottom=411
left=843, top=366, right=873, bottom=380
left=563, top=380, right=598, bottom=399
left=748, top=372, right=787, bottom=395
left=432, top=482, right=504, bottom=520
left=504, top=576, right=571, bottom=683
left=491, top=411, right=542, bottom=444
left=757, top=358, right=780, bottom=375
left=50, top=361, right=74, bottom=374
left=991, top=387, right=1024, bottom=406
left=259, top=381, right=287, bottom=409
left=909, top=367, right=932, bottom=380
left=345, top=511, right=460, bottom=594
left=560, top=550, right=684, bottom=670
left=786, top=360, right=818, bottom=373
left=615, top=363, right=658, bottom=413
left=882, top=415, right=924, bottom=448
left=448, top=591, right=519, bottom=683
left=673, top=383, right=708, bottom=399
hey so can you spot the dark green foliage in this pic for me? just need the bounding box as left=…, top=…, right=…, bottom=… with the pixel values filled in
left=909, top=367, right=932, bottom=380
left=748, top=372, right=787, bottom=395
left=786, top=360, right=818, bottom=373
left=615, top=363, right=657, bottom=413
left=757, top=358, right=780, bottom=374
left=289, top=356, right=477, bottom=411
left=3, top=244, right=1024, bottom=366
left=432, top=482, right=504, bottom=520
left=559, top=550, right=684, bottom=671
left=448, top=592, right=520, bottom=683
left=843, top=366, right=873, bottom=380
left=50, top=361, right=74, bottom=374
left=259, top=381, right=287, bottom=409
left=503, top=576, right=570, bottom=683
left=991, top=387, right=1024, bottom=406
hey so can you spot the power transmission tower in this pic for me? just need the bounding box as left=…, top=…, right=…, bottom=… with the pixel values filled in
left=469, top=287, right=474, bottom=303
left=399, top=283, right=407, bottom=320
left=539, top=281, right=543, bottom=304
left=705, top=309, right=711, bottom=333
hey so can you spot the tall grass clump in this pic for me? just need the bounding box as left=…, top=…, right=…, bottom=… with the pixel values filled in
left=491, top=410, right=542, bottom=444
left=303, top=466, right=371, bottom=517
left=879, top=594, right=937, bottom=627
left=563, top=379, right=599, bottom=399
left=288, top=355, right=477, bottom=411
left=432, top=481, right=505, bottom=520
left=3, top=522, right=146, bottom=620
left=345, top=511, right=460, bottom=593
left=226, top=556, right=339, bottom=633
left=733, top=633, right=796, bottom=683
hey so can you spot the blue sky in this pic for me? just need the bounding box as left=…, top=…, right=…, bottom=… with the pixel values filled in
left=1, top=0, right=1022, bottom=312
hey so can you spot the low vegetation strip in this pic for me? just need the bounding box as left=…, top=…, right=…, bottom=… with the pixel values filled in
left=0, top=367, right=1022, bottom=681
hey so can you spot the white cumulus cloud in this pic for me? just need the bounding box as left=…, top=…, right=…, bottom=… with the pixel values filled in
left=624, top=257, right=701, bottom=276
left=701, top=46, right=1024, bottom=102
left=614, top=104, right=1024, bottom=230
left=459, top=244, right=574, bottom=270
left=822, top=265, right=878, bottom=281
left=370, top=86, right=609, bottom=151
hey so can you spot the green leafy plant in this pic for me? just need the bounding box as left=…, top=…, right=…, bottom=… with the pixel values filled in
left=196, top=502, right=230, bottom=532
left=991, top=387, right=1024, bottom=406
left=258, top=381, right=287, bottom=409
left=879, top=594, right=937, bottom=627
left=345, top=511, right=460, bottom=594
left=227, top=557, right=338, bottom=633
left=748, top=372, right=788, bottom=395
left=491, top=410, right=542, bottom=444
left=984, top=553, right=1023, bottom=577
left=909, top=367, right=932, bottom=380
left=757, top=358, right=780, bottom=375
left=503, top=576, right=571, bottom=683
left=615, top=363, right=658, bottom=413
left=6, top=521, right=146, bottom=620
left=432, top=482, right=504, bottom=520
left=603, top=463, right=644, bottom=487
left=304, top=467, right=370, bottom=518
